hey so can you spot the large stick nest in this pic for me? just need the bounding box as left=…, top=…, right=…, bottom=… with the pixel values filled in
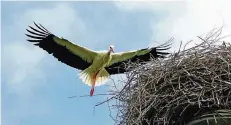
left=105, top=28, right=231, bottom=125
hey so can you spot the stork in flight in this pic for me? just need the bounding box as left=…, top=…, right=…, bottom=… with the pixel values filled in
left=25, top=22, right=171, bottom=96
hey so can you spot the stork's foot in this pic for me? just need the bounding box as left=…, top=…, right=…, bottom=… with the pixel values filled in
left=90, top=71, right=98, bottom=97
left=90, top=88, right=94, bottom=96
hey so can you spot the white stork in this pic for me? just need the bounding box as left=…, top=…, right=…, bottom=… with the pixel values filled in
left=25, top=22, right=171, bottom=96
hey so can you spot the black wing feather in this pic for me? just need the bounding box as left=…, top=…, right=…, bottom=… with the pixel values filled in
left=26, top=29, right=47, bottom=37
left=105, top=43, right=171, bottom=75
left=34, top=22, right=48, bottom=33
left=26, top=22, right=92, bottom=70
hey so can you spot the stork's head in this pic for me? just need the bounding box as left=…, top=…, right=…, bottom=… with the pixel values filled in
left=109, top=45, right=115, bottom=53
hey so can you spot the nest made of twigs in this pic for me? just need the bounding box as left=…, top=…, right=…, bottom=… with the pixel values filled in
left=104, top=28, right=231, bottom=125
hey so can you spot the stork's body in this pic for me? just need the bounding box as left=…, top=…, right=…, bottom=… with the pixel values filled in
left=25, top=22, right=171, bottom=96
left=79, top=50, right=113, bottom=96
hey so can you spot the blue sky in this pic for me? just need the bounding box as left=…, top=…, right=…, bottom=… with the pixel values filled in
left=1, top=1, right=230, bottom=125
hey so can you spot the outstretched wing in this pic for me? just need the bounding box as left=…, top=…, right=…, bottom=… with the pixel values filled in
left=105, top=42, right=171, bottom=74
left=26, top=22, right=98, bottom=70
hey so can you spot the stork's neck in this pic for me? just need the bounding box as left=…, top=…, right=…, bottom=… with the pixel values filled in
left=108, top=48, right=115, bottom=56
left=107, top=50, right=112, bottom=55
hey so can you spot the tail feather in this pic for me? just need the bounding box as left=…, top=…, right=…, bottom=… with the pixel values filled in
left=95, top=68, right=110, bottom=86
left=78, top=68, right=110, bottom=86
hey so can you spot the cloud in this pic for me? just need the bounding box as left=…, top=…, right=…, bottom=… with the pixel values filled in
left=107, top=0, right=231, bottom=92
left=115, top=0, right=231, bottom=51
left=115, top=0, right=185, bottom=12
left=13, top=3, right=86, bottom=40
left=2, top=42, right=45, bottom=95
left=2, top=3, right=86, bottom=124
left=3, top=2, right=85, bottom=95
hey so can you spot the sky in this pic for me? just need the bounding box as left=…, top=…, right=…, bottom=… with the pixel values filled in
left=1, top=1, right=231, bottom=125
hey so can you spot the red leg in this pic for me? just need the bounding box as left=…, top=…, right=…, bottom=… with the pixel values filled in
left=90, top=72, right=98, bottom=96
left=90, top=87, right=95, bottom=96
